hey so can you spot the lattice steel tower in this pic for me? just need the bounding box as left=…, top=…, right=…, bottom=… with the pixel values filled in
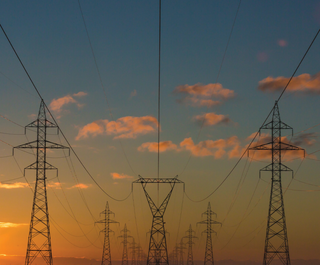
left=133, top=176, right=184, bottom=265
left=183, top=225, right=197, bottom=265
left=96, top=201, right=119, bottom=265
left=14, top=100, right=69, bottom=265
left=119, top=224, right=132, bottom=265
left=249, top=101, right=304, bottom=265
left=197, top=202, right=221, bottom=265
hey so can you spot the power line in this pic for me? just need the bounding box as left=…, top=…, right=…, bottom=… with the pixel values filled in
left=0, top=23, right=131, bottom=202
left=77, top=0, right=137, bottom=177
left=184, top=27, right=320, bottom=203
left=179, top=0, right=242, bottom=176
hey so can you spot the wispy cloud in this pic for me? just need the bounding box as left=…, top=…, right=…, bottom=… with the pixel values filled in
left=76, top=116, right=158, bottom=140
left=49, top=92, right=87, bottom=116
left=292, top=132, right=317, bottom=146
left=68, top=183, right=90, bottom=189
left=130, top=89, right=137, bottom=98
left=0, top=182, right=29, bottom=189
left=0, top=222, right=28, bottom=228
left=138, top=141, right=178, bottom=153
left=277, top=39, right=288, bottom=47
left=193, top=112, right=231, bottom=127
left=111, top=172, right=134, bottom=179
left=180, top=136, right=240, bottom=158
left=258, top=72, right=320, bottom=94
left=47, top=182, right=62, bottom=189
left=173, top=83, right=235, bottom=108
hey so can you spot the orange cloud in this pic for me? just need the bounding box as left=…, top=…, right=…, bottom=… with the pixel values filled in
left=0, top=222, right=28, bottom=228
left=111, top=173, right=133, bottom=179
left=75, top=120, right=106, bottom=140
left=49, top=91, right=87, bottom=114
left=47, top=182, right=62, bottom=189
left=138, top=141, right=178, bottom=153
left=76, top=116, right=158, bottom=140
left=0, top=182, right=29, bottom=189
left=68, top=183, right=90, bottom=189
left=277, top=39, right=288, bottom=47
left=193, top=112, right=231, bottom=126
left=258, top=72, right=320, bottom=94
left=180, top=136, right=240, bottom=158
left=173, top=83, right=235, bottom=108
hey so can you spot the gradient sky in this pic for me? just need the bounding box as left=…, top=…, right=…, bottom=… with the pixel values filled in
left=0, top=1, right=320, bottom=264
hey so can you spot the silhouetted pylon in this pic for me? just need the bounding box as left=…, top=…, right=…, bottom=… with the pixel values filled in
left=96, top=201, right=119, bottom=265
left=14, top=100, right=69, bottom=265
left=119, top=224, right=133, bottom=265
left=248, top=101, right=304, bottom=265
left=182, top=225, right=197, bottom=265
left=129, top=237, right=138, bottom=265
left=133, top=176, right=184, bottom=265
left=178, top=239, right=186, bottom=265
left=197, top=202, right=221, bottom=265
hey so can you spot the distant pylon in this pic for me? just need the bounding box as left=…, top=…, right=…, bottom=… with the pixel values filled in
left=249, top=101, right=304, bottom=265
left=178, top=239, right=186, bottom=265
left=133, top=176, right=184, bottom=265
left=119, top=224, right=133, bottom=265
left=96, top=201, right=119, bottom=265
left=14, top=100, right=69, bottom=265
left=129, top=237, right=137, bottom=265
left=197, top=202, right=221, bottom=265
left=183, top=225, right=197, bottom=265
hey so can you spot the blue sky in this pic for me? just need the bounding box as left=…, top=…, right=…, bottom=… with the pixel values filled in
left=0, top=0, right=320, bottom=263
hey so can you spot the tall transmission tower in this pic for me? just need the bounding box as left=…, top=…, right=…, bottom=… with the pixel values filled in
left=129, top=237, right=137, bottom=265
left=183, top=225, right=197, bottom=265
left=133, top=176, right=184, bottom=265
left=197, top=202, right=221, bottom=265
left=119, top=224, right=133, bottom=265
left=178, top=239, right=186, bottom=265
left=96, top=201, right=119, bottom=265
left=249, top=101, right=304, bottom=265
left=14, top=100, right=69, bottom=265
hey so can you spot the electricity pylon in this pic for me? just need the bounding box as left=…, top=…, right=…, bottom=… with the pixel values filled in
left=183, top=225, right=197, bottom=265
left=178, top=239, right=186, bottom=265
left=248, top=101, right=304, bottom=265
left=197, top=202, right=221, bottom=265
left=133, top=176, right=184, bottom=265
left=119, top=224, right=133, bottom=265
left=14, top=100, right=69, bottom=265
left=129, top=237, right=137, bottom=265
left=96, top=201, right=119, bottom=265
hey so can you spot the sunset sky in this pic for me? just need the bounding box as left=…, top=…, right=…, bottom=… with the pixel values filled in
left=0, top=1, right=320, bottom=264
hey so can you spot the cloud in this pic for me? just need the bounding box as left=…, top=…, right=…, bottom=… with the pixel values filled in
left=193, top=112, right=231, bottom=127
left=0, top=222, right=28, bottom=228
left=173, top=83, right=235, bottom=108
left=277, top=39, right=288, bottom=47
left=180, top=136, right=240, bottom=159
left=49, top=91, right=87, bottom=114
left=47, top=182, right=62, bottom=189
left=130, top=89, right=137, bottom=98
left=292, top=132, right=317, bottom=146
left=257, top=52, right=269, bottom=62
left=111, top=172, right=133, bottom=179
left=76, top=116, right=158, bottom=140
left=258, top=72, right=320, bottom=94
left=0, top=182, right=29, bottom=189
left=68, top=183, right=90, bottom=189
left=138, top=141, right=178, bottom=153
left=73, top=92, right=87, bottom=97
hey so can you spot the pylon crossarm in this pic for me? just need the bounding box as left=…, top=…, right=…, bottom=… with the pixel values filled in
left=280, top=142, right=305, bottom=152
left=14, top=140, right=38, bottom=150
left=249, top=142, right=272, bottom=151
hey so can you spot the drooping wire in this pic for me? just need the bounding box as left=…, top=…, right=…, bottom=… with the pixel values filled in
left=157, top=0, right=162, bottom=181
left=0, top=23, right=131, bottom=202
left=77, top=0, right=137, bottom=177
left=184, top=27, right=320, bottom=203
left=179, top=0, right=242, bottom=176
